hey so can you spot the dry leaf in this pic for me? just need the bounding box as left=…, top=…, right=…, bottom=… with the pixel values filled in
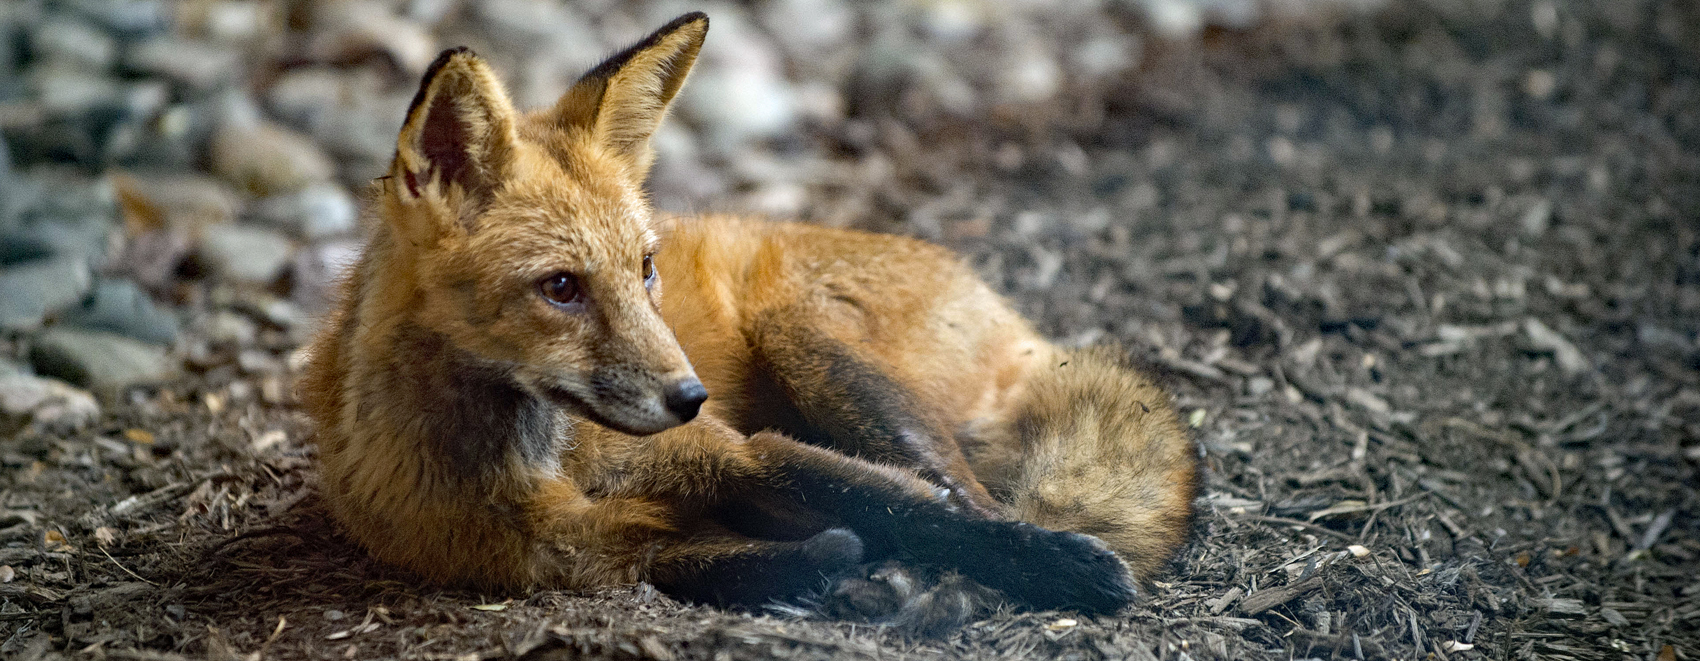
left=1658, top=645, right=1676, bottom=661
left=1347, top=545, right=1370, bottom=557
left=1045, top=618, right=1078, bottom=631
left=470, top=603, right=507, bottom=612
left=0, top=565, right=14, bottom=582
left=94, top=527, right=119, bottom=548
left=123, top=429, right=155, bottom=444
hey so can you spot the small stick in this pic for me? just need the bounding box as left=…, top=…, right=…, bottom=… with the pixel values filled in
left=100, top=545, right=156, bottom=586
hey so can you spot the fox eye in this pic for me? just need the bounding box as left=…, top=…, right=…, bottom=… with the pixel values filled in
left=642, top=255, right=656, bottom=285
left=538, top=272, right=583, bottom=307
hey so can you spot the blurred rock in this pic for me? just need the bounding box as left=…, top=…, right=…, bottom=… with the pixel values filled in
left=678, top=7, right=797, bottom=149
left=0, top=366, right=101, bottom=434
left=113, top=172, right=240, bottom=233
left=758, top=0, right=856, bottom=58
left=648, top=123, right=727, bottom=209
left=0, top=257, right=93, bottom=330
left=107, top=228, right=192, bottom=292
left=33, top=16, right=117, bottom=71
left=178, top=0, right=273, bottom=43
left=1070, top=31, right=1140, bottom=79
left=1, top=175, right=118, bottom=265
left=62, top=0, right=173, bottom=37
left=470, top=0, right=604, bottom=108
left=850, top=36, right=977, bottom=117
left=196, top=223, right=296, bottom=285
left=250, top=182, right=359, bottom=239
left=996, top=30, right=1062, bottom=103
left=210, top=117, right=336, bottom=195
left=204, top=309, right=258, bottom=346
left=125, top=37, right=243, bottom=91
left=59, top=278, right=180, bottom=345
left=306, top=1, right=435, bottom=75
left=30, top=65, right=122, bottom=115
left=0, top=135, right=14, bottom=224
left=29, top=328, right=176, bottom=393
left=264, top=68, right=407, bottom=181
left=265, top=67, right=345, bottom=128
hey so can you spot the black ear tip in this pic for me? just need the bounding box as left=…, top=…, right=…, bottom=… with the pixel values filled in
left=667, top=11, right=709, bottom=32
left=407, top=46, right=481, bottom=118
left=428, top=46, right=477, bottom=70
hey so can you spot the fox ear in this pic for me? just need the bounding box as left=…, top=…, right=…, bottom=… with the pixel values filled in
left=551, top=12, right=707, bottom=178
left=391, top=47, right=519, bottom=229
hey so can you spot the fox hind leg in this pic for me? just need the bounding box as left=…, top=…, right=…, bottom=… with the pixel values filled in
left=741, top=307, right=1003, bottom=518
left=646, top=528, right=866, bottom=608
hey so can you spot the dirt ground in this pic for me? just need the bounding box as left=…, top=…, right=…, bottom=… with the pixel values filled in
left=4, top=1, right=1698, bottom=659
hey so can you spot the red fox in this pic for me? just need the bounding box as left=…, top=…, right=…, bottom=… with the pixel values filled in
left=299, top=12, right=1197, bottom=619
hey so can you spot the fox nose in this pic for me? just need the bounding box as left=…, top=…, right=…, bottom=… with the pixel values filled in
left=663, top=378, right=708, bottom=422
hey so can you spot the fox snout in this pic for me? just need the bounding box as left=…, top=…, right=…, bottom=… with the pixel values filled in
left=539, top=364, right=705, bottom=436
left=663, top=378, right=708, bottom=422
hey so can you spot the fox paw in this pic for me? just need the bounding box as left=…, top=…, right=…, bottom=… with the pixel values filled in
left=655, top=528, right=864, bottom=608
left=948, top=522, right=1138, bottom=614
left=823, top=562, right=1000, bottom=637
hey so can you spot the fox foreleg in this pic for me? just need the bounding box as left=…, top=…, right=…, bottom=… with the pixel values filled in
left=613, top=424, right=1138, bottom=614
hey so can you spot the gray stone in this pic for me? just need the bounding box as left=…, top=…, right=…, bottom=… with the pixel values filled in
left=33, top=17, right=117, bottom=71
left=250, top=182, right=358, bottom=239
left=183, top=0, right=271, bottom=43
left=205, top=310, right=258, bottom=347
left=125, top=37, right=243, bottom=91
left=759, top=0, right=856, bottom=58
left=210, top=118, right=337, bottom=195
left=113, top=172, right=241, bottom=232
left=469, top=0, right=602, bottom=107
left=677, top=7, right=798, bottom=149
left=0, top=369, right=101, bottom=433
left=3, top=208, right=117, bottom=267
left=265, top=69, right=408, bottom=178
left=29, top=328, right=176, bottom=393
left=196, top=223, right=297, bottom=284
left=0, top=135, right=13, bottom=225
left=306, top=1, right=435, bottom=76
left=0, top=257, right=93, bottom=330
left=30, top=66, right=123, bottom=115
left=265, top=67, right=345, bottom=129
left=63, top=0, right=173, bottom=37
left=59, top=278, right=180, bottom=346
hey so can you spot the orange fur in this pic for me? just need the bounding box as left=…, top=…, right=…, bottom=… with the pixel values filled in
left=300, top=12, right=1194, bottom=614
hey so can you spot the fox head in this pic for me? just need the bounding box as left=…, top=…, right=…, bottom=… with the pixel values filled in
left=371, top=13, right=710, bottom=436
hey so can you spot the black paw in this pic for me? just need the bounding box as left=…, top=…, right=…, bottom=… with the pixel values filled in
left=655, top=528, right=865, bottom=608
left=940, top=522, right=1137, bottom=614
left=823, top=562, right=1000, bottom=637
left=800, top=527, right=865, bottom=572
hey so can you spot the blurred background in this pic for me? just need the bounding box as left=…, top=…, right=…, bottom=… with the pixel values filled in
left=0, top=0, right=1389, bottom=341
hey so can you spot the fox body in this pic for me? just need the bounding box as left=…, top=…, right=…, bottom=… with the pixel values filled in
left=300, top=12, right=1197, bottom=616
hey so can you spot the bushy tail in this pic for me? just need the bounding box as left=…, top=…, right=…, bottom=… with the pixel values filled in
left=1000, top=345, right=1199, bottom=580
left=787, top=346, right=1198, bottom=635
